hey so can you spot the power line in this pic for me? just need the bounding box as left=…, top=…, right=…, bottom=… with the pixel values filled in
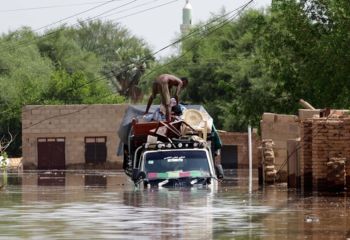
left=0, top=0, right=127, bottom=53
left=0, top=1, right=125, bottom=13
left=0, top=0, right=172, bottom=53
left=70, top=0, right=138, bottom=24
left=77, top=0, right=175, bottom=25
left=108, top=0, right=178, bottom=20
left=34, top=0, right=125, bottom=32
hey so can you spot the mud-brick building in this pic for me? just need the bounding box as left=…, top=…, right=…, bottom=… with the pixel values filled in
left=22, top=104, right=128, bottom=169
left=219, top=132, right=260, bottom=169
left=299, top=116, right=350, bottom=191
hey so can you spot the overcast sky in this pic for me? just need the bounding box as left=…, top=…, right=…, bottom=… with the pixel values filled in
left=0, top=0, right=271, bottom=57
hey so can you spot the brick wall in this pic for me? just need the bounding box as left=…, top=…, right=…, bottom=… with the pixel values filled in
left=22, top=104, right=128, bottom=169
left=300, top=117, right=350, bottom=190
left=300, top=120, right=313, bottom=190
left=218, top=131, right=260, bottom=168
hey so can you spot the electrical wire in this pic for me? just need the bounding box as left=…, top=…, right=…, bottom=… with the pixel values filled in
left=0, top=0, right=129, bottom=53
left=109, top=0, right=179, bottom=21
left=97, top=0, right=165, bottom=19
left=66, top=0, right=178, bottom=30
left=0, top=0, right=173, bottom=53
left=0, top=1, right=126, bottom=13
left=34, top=0, right=123, bottom=32
left=71, top=0, right=138, bottom=24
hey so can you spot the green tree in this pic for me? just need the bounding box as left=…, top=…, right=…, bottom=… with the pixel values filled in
left=0, top=28, right=54, bottom=155
left=37, top=27, right=102, bottom=81
left=70, top=20, right=155, bottom=102
left=42, top=69, right=124, bottom=104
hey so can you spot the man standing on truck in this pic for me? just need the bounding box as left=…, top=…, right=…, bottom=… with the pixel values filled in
left=144, top=74, right=188, bottom=122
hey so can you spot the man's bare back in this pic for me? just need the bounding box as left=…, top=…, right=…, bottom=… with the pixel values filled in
left=145, top=74, right=188, bottom=121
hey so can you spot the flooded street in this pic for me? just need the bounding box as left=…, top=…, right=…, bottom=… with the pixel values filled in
left=1, top=170, right=350, bottom=239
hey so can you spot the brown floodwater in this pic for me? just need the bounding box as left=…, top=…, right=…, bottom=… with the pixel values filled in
left=0, top=170, right=349, bottom=239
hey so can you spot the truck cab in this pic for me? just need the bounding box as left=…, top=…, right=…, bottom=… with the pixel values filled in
left=132, top=140, right=217, bottom=188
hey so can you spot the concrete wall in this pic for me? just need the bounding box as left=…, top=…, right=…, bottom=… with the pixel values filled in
left=219, top=131, right=260, bottom=168
left=22, top=104, right=128, bottom=169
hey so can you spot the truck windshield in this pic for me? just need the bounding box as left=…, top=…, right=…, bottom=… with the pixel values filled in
left=143, top=150, right=211, bottom=180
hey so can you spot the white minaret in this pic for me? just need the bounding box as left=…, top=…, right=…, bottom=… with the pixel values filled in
left=180, top=0, right=192, bottom=34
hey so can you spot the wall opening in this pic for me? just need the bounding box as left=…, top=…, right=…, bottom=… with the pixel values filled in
left=85, top=137, right=107, bottom=164
left=221, top=145, right=238, bottom=169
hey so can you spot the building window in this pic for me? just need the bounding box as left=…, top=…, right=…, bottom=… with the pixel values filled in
left=85, top=137, right=107, bottom=164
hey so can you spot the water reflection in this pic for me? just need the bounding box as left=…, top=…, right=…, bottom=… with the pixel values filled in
left=85, top=175, right=107, bottom=188
left=38, top=172, right=65, bottom=186
left=0, top=171, right=349, bottom=239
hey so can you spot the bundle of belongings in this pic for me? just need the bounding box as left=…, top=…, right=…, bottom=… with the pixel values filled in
left=142, top=98, right=213, bottom=140
left=143, top=98, right=186, bottom=122
left=118, top=102, right=218, bottom=149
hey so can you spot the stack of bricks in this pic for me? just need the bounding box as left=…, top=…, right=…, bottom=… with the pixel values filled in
left=262, top=139, right=277, bottom=183
left=300, top=116, right=350, bottom=191
left=326, top=157, right=346, bottom=190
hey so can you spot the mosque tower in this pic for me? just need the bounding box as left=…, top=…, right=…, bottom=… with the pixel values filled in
left=180, top=0, right=192, bottom=34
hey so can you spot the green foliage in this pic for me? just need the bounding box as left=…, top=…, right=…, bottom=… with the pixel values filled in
left=0, top=152, right=8, bottom=170
left=42, top=70, right=124, bottom=104
left=69, top=20, right=154, bottom=101
left=37, top=27, right=102, bottom=81
left=266, top=0, right=350, bottom=109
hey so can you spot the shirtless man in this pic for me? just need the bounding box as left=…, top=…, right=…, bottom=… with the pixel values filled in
left=144, top=74, right=188, bottom=121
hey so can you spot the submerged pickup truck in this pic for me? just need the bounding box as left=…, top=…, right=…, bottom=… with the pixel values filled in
left=118, top=105, right=223, bottom=188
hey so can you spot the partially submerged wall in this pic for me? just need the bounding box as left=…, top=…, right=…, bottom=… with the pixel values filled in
left=219, top=132, right=260, bottom=168
left=300, top=117, right=350, bottom=191
left=260, top=113, right=300, bottom=175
